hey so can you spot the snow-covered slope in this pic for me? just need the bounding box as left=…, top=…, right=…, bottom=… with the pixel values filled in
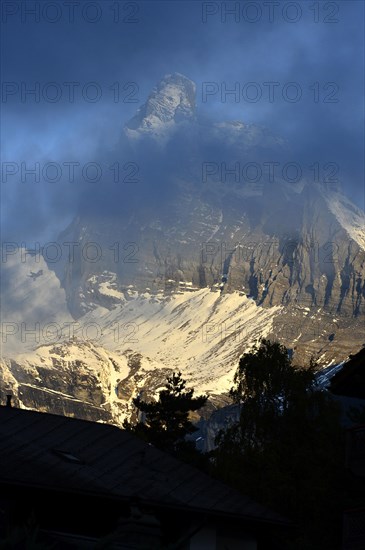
left=325, top=192, right=365, bottom=251
left=80, top=286, right=281, bottom=393
left=1, top=251, right=281, bottom=393
left=0, top=341, right=132, bottom=424
left=0, top=247, right=282, bottom=423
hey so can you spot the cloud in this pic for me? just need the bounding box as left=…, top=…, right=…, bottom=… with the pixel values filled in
left=1, top=0, right=364, bottom=242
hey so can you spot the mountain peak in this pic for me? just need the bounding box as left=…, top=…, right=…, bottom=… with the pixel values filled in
left=126, top=73, right=196, bottom=135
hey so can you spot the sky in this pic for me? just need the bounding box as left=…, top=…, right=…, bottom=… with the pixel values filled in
left=1, top=0, right=364, bottom=243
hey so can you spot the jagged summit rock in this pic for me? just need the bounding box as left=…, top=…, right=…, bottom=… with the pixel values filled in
left=124, top=73, right=286, bottom=153
left=125, top=73, right=196, bottom=138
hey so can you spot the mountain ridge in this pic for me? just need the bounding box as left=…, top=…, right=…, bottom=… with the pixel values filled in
left=1, top=73, right=364, bottom=425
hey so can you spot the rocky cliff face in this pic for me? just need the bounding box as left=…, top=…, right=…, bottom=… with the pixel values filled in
left=0, top=341, right=179, bottom=426
left=59, top=181, right=365, bottom=316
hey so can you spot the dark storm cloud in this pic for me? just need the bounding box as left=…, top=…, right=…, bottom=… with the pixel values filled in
left=1, top=0, right=364, bottom=243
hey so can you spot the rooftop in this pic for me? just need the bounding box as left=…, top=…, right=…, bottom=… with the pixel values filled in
left=0, top=405, right=287, bottom=526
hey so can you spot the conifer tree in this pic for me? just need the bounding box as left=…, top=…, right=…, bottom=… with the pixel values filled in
left=124, top=371, right=207, bottom=455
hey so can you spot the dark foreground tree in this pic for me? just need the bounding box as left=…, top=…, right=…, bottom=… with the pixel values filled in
left=213, top=339, right=344, bottom=550
left=124, top=371, right=207, bottom=460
